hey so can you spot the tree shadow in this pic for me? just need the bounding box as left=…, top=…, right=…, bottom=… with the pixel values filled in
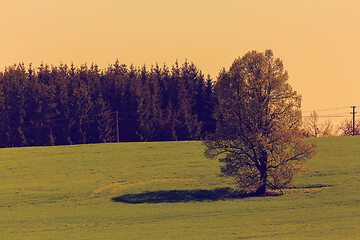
left=111, top=184, right=332, bottom=204
left=111, top=187, right=239, bottom=204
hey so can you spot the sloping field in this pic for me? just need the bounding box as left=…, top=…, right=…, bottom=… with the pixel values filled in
left=1, top=137, right=359, bottom=239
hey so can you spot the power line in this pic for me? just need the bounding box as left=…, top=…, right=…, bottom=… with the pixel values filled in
left=302, top=106, right=350, bottom=113
left=0, top=119, right=107, bottom=131
left=0, top=112, right=140, bottom=132
left=1, top=111, right=136, bottom=126
left=303, top=106, right=359, bottom=119
left=302, top=115, right=348, bottom=118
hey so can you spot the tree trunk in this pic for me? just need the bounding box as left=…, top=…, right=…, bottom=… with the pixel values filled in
left=255, top=151, right=268, bottom=195
left=255, top=172, right=267, bottom=195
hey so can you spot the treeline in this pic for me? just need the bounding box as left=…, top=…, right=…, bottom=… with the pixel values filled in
left=0, top=61, right=216, bottom=147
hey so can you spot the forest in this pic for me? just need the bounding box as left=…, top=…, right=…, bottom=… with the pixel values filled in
left=0, top=61, right=216, bottom=147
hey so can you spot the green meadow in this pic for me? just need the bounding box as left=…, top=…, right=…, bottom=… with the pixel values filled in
left=1, top=137, right=359, bottom=239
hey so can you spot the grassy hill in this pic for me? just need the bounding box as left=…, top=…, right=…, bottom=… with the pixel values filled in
left=1, top=137, right=359, bottom=239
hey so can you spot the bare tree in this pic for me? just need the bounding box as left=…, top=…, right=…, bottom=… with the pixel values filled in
left=302, top=111, right=336, bottom=137
left=303, top=111, right=320, bottom=137
left=320, top=119, right=336, bottom=137
left=339, top=119, right=360, bottom=136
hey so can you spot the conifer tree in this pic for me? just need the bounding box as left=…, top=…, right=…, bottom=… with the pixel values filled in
left=52, top=64, right=72, bottom=145
left=202, top=75, right=216, bottom=135
left=138, top=65, right=160, bottom=141
left=23, top=64, right=42, bottom=145
left=0, top=71, right=6, bottom=147
left=175, top=61, right=201, bottom=140
left=68, top=65, right=93, bottom=144
left=2, top=64, right=27, bottom=147
left=159, top=64, right=176, bottom=140
left=36, top=64, right=56, bottom=145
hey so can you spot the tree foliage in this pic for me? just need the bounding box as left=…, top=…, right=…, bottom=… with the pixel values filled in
left=204, top=50, right=317, bottom=195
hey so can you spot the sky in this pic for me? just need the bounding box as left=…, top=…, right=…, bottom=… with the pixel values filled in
left=1, top=0, right=360, bottom=119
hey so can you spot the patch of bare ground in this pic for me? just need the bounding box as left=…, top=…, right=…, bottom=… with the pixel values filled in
left=91, top=178, right=198, bottom=197
left=265, top=184, right=333, bottom=196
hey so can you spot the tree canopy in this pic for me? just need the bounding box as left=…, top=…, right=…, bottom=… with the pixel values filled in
left=204, top=50, right=317, bottom=195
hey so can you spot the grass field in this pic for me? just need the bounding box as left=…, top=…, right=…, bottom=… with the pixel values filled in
left=1, top=137, right=360, bottom=239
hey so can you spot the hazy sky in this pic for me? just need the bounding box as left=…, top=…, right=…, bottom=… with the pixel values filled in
left=1, top=0, right=360, bottom=116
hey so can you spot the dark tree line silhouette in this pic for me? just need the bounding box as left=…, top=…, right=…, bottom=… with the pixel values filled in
left=0, top=61, right=216, bottom=147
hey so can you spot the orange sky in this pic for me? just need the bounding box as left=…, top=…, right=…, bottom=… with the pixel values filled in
left=1, top=0, right=360, bottom=117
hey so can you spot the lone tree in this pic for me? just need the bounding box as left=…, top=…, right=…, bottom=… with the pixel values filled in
left=204, top=50, right=317, bottom=195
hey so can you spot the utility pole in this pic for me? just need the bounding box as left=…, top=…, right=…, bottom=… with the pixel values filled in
left=115, top=111, right=119, bottom=142
left=351, top=106, right=356, bottom=136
